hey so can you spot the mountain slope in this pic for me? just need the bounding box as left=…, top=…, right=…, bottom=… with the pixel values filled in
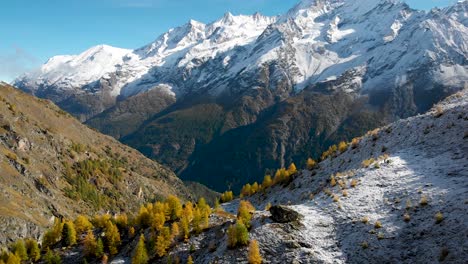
left=80, top=87, right=467, bottom=264
left=0, top=83, right=192, bottom=245
left=14, top=0, right=468, bottom=192
left=171, top=88, right=467, bottom=263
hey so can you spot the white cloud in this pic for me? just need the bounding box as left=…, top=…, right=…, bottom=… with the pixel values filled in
left=0, top=46, right=39, bottom=82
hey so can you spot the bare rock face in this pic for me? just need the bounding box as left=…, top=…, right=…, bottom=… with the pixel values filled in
left=269, top=205, right=301, bottom=223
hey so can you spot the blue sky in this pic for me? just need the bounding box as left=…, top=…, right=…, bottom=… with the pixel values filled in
left=0, top=0, right=458, bottom=82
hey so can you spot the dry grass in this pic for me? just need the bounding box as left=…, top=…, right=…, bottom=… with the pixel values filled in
left=338, top=141, right=348, bottom=153
left=377, top=232, right=385, bottom=240
left=330, top=176, right=337, bottom=187
left=434, top=105, right=444, bottom=118
left=332, top=195, right=340, bottom=203
left=362, top=158, right=375, bottom=168
left=374, top=221, right=382, bottom=229
left=361, top=241, right=369, bottom=249
left=420, top=196, right=428, bottom=206
left=5, top=152, right=18, bottom=161
left=351, top=137, right=361, bottom=149
left=406, top=199, right=412, bottom=210
left=403, top=214, right=411, bottom=222
left=368, top=128, right=380, bottom=141
left=435, top=212, right=444, bottom=224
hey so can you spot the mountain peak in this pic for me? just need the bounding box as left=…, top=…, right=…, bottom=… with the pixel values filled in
left=187, top=19, right=205, bottom=28
left=13, top=0, right=467, bottom=120
left=220, top=11, right=236, bottom=25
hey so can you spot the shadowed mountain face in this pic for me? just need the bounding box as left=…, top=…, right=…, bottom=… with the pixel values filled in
left=13, top=0, right=468, bottom=191
left=122, top=78, right=456, bottom=192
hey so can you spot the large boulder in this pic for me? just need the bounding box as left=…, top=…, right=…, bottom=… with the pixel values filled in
left=269, top=205, right=301, bottom=223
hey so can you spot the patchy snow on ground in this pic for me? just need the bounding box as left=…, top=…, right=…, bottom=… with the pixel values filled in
left=212, top=88, right=467, bottom=263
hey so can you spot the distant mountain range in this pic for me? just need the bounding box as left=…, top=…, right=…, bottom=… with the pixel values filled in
left=14, top=0, right=468, bottom=191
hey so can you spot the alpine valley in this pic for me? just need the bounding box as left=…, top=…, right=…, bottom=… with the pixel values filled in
left=1, top=0, right=468, bottom=263
left=14, top=0, right=468, bottom=193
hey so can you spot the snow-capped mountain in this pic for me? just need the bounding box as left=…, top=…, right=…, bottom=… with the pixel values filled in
left=13, top=0, right=468, bottom=191
left=15, top=12, right=276, bottom=100
left=15, top=0, right=467, bottom=105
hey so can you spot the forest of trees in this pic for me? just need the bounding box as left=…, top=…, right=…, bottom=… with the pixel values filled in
left=0, top=136, right=362, bottom=264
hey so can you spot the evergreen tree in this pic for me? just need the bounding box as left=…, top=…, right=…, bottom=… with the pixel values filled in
left=180, top=214, right=190, bottom=240
left=25, top=239, right=41, bottom=262
left=132, top=235, right=148, bottom=264
left=0, top=250, right=9, bottom=263
left=227, top=224, right=237, bottom=248
left=96, top=238, right=104, bottom=258
left=104, top=221, right=121, bottom=255
left=62, top=221, right=77, bottom=247
left=248, top=240, right=262, bottom=264
left=240, top=184, right=251, bottom=197
left=74, top=215, right=93, bottom=235
left=191, top=208, right=202, bottom=234
left=227, top=221, right=249, bottom=248
left=262, top=175, right=273, bottom=189
left=83, top=230, right=97, bottom=258
left=43, top=250, right=61, bottom=264
left=197, top=198, right=207, bottom=210
left=129, top=226, right=136, bottom=238
left=152, top=212, right=166, bottom=232
left=220, top=191, right=234, bottom=203
left=306, top=158, right=317, bottom=170
left=155, top=227, right=171, bottom=257
left=338, top=141, right=348, bottom=153
left=42, top=218, right=64, bottom=249
left=251, top=182, right=259, bottom=194
left=214, top=200, right=221, bottom=211
left=6, top=253, right=20, bottom=264
left=237, top=201, right=255, bottom=228
left=187, top=255, right=193, bottom=264
left=273, top=169, right=290, bottom=184
left=166, top=195, right=182, bottom=221
left=197, top=197, right=211, bottom=228
left=171, top=222, right=180, bottom=240
left=12, top=240, right=27, bottom=261
left=137, top=205, right=151, bottom=228
left=288, top=163, right=297, bottom=174
left=114, top=214, right=128, bottom=230
left=184, top=202, right=194, bottom=220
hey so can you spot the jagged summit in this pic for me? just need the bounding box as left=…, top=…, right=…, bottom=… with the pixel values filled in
left=15, top=0, right=467, bottom=106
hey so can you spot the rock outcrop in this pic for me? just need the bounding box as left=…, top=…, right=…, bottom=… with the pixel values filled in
left=269, top=205, right=301, bottom=223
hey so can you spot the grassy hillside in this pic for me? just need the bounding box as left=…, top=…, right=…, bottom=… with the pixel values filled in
left=0, top=83, right=192, bottom=245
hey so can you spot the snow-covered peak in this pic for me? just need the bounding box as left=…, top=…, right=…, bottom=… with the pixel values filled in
left=442, top=0, right=468, bottom=26
left=220, top=12, right=236, bottom=25
left=136, top=12, right=276, bottom=61
left=14, top=0, right=468, bottom=108
left=16, top=44, right=131, bottom=95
